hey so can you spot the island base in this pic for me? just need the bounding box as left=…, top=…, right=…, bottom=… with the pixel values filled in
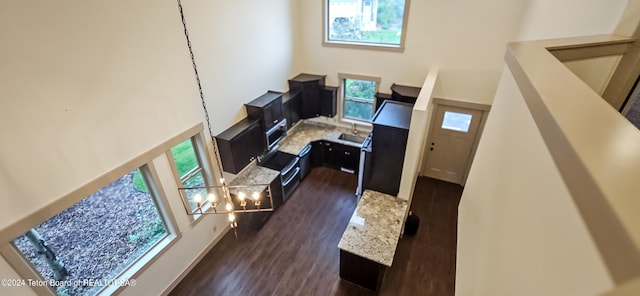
left=339, top=249, right=387, bottom=292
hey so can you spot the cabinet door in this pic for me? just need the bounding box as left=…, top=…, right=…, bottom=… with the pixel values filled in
left=311, top=141, right=324, bottom=167
left=320, top=86, right=337, bottom=117
left=288, top=92, right=302, bottom=127
left=216, top=118, right=265, bottom=174
left=301, top=84, right=321, bottom=118
left=231, top=121, right=265, bottom=170
left=336, top=144, right=360, bottom=174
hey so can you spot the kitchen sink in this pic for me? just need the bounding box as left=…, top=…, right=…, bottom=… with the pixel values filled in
left=338, top=133, right=366, bottom=144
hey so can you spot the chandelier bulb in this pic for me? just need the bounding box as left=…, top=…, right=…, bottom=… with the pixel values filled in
left=238, top=192, right=246, bottom=201
left=252, top=192, right=260, bottom=201
left=207, top=193, right=216, bottom=203
left=225, top=202, right=233, bottom=212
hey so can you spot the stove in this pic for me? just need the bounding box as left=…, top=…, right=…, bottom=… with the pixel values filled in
left=259, top=150, right=300, bottom=202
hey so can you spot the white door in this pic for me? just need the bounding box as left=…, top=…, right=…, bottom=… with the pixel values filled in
left=423, top=105, right=483, bottom=184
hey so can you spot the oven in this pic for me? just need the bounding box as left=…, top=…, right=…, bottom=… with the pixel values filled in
left=266, top=119, right=288, bottom=151
left=259, top=150, right=300, bottom=202
left=280, top=157, right=300, bottom=201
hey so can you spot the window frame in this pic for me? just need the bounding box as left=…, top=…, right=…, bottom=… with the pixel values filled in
left=1, top=162, right=179, bottom=296
left=167, top=131, right=215, bottom=224
left=0, top=123, right=208, bottom=296
left=338, top=73, right=381, bottom=124
left=323, top=0, right=411, bottom=51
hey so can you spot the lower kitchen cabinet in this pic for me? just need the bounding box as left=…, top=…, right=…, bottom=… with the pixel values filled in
left=310, top=140, right=360, bottom=174
left=237, top=176, right=283, bottom=230
left=335, top=144, right=360, bottom=174
left=311, top=141, right=325, bottom=167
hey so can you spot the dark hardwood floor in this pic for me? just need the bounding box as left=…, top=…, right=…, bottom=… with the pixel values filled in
left=169, top=167, right=463, bottom=296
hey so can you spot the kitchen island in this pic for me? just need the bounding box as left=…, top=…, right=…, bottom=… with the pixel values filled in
left=338, top=189, right=408, bottom=291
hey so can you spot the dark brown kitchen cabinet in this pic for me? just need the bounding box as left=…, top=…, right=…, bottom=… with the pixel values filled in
left=334, top=144, right=360, bottom=174
left=374, top=92, right=392, bottom=112
left=246, top=91, right=284, bottom=132
left=320, top=86, right=338, bottom=117
left=282, top=90, right=302, bottom=129
left=237, top=176, right=282, bottom=229
left=215, top=118, right=265, bottom=174
left=310, top=140, right=360, bottom=174
left=375, top=83, right=421, bottom=112
left=311, top=141, right=325, bottom=167
left=366, top=100, right=412, bottom=196
left=391, top=83, right=421, bottom=104
left=288, top=73, right=326, bottom=119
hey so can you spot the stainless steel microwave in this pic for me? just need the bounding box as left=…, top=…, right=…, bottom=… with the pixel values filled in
left=266, top=119, right=287, bottom=150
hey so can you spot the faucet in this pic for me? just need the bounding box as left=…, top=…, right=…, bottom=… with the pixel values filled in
left=351, top=122, right=358, bottom=135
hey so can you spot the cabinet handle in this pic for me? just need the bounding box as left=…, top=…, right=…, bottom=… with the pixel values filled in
left=273, top=119, right=278, bottom=124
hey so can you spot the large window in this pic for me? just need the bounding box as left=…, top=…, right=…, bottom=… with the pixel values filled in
left=340, top=74, right=380, bottom=122
left=325, top=0, right=409, bottom=50
left=11, top=166, right=174, bottom=296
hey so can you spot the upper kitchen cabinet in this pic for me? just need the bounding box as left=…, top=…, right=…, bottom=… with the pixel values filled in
left=390, top=83, right=421, bottom=105
left=282, top=90, right=302, bottom=129
left=288, top=73, right=328, bottom=119
left=215, top=118, right=265, bottom=174
left=375, top=83, right=421, bottom=112
left=246, top=91, right=284, bottom=132
left=367, top=100, right=413, bottom=196
left=320, top=86, right=338, bottom=118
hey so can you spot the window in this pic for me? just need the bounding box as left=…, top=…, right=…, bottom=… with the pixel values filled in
left=168, top=136, right=212, bottom=218
left=11, top=166, right=174, bottom=296
left=441, top=111, right=473, bottom=133
left=340, top=74, right=380, bottom=122
left=325, top=0, right=410, bottom=50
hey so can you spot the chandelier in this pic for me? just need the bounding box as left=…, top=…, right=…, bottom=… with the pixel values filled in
left=175, top=0, right=274, bottom=229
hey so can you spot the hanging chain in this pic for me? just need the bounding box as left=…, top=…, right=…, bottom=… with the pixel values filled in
left=177, top=0, right=225, bottom=181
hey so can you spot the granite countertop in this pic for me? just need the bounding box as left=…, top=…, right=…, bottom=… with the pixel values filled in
left=278, top=121, right=365, bottom=155
left=338, top=189, right=408, bottom=267
left=228, top=163, right=280, bottom=195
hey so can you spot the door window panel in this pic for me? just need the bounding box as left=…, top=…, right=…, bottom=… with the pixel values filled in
left=442, top=111, right=472, bottom=132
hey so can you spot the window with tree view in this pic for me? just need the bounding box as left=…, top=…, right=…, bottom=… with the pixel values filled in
left=326, top=0, right=408, bottom=48
left=12, top=167, right=170, bottom=296
left=168, top=137, right=210, bottom=216
left=343, top=77, right=378, bottom=121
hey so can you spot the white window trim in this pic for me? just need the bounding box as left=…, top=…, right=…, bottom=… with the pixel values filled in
left=338, top=73, right=381, bottom=125
left=322, top=0, right=411, bottom=51
left=0, top=162, right=179, bottom=296
left=0, top=123, right=209, bottom=296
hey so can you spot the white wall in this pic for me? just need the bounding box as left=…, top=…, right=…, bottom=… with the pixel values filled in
left=515, top=0, right=627, bottom=41
left=455, top=68, right=614, bottom=296
left=297, top=1, right=627, bottom=105
left=397, top=69, right=438, bottom=202
left=299, top=0, right=529, bottom=104
left=0, top=0, right=298, bottom=294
